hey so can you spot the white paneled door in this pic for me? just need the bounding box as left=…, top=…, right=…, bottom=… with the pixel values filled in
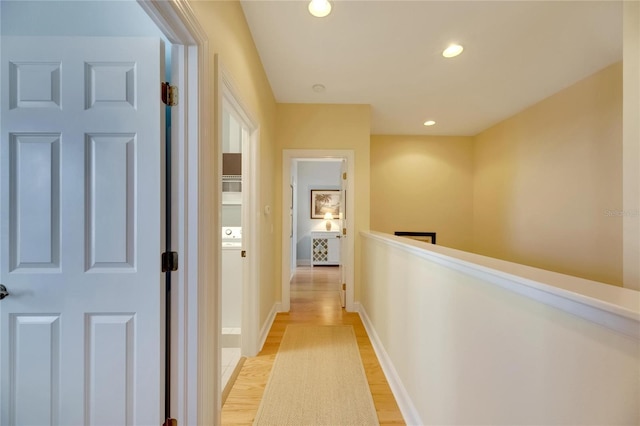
left=0, top=37, right=164, bottom=426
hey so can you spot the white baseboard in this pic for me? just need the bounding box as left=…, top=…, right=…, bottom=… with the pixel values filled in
left=297, top=259, right=310, bottom=266
left=357, top=304, right=423, bottom=426
left=257, top=302, right=281, bottom=353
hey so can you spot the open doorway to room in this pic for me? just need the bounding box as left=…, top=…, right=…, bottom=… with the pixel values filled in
left=282, top=150, right=355, bottom=313
left=219, top=99, right=248, bottom=397
left=216, top=59, right=262, bottom=403
left=293, top=159, right=342, bottom=267
left=290, top=159, right=343, bottom=305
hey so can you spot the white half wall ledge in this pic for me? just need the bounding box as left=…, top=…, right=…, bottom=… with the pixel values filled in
left=362, top=231, right=640, bottom=339
left=361, top=232, right=639, bottom=425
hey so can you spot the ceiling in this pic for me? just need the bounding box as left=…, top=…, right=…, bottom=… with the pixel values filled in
left=240, top=0, right=622, bottom=136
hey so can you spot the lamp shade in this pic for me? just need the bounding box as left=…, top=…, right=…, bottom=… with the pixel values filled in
left=323, top=212, right=333, bottom=220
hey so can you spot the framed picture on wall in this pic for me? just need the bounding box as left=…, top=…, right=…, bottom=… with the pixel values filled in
left=310, top=189, right=341, bottom=219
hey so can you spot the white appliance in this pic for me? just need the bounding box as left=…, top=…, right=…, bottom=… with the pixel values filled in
left=221, top=227, right=242, bottom=330
left=222, top=226, right=242, bottom=247
left=222, top=175, right=242, bottom=205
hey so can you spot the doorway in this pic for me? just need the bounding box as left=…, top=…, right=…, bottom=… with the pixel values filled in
left=281, top=150, right=355, bottom=313
left=217, top=58, right=261, bottom=365
left=292, top=159, right=342, bottom=268
left=220, top=98, right=248, bottom=395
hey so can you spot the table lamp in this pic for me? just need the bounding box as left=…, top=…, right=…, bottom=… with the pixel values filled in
left=323, top=212, right=333, bottom=231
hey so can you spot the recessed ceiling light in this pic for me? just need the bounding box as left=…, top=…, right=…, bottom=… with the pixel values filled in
left=423, top=120, right=436, bottom=126
left=308, top=0, right=332, bottom=18
left=442, top=44, right=464, bottom=58
left=312, top=84, right=326, bottom=93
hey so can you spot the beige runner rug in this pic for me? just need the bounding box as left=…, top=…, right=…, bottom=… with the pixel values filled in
left=253, top=325, right=380, bottom=426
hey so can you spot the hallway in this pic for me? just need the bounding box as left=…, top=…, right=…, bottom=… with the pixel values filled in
left=221, top=266, right=405, bottom=425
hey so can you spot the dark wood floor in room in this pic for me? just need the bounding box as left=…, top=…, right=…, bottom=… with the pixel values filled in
left=221, top=266, right=405, bottom=425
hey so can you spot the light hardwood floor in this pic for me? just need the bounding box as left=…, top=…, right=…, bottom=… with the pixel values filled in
left=221, top=266, right=405, bottom=425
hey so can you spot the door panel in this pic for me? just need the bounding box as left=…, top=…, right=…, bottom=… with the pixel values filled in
left=86, top=133, right=136, bottom=270
left=1, top=36, right=163, bottom=426
left=86, top=314, right=135, bottom=426
left=10, top=133, right=61, bottom=270
left=11, top=315, right=61, bottom=426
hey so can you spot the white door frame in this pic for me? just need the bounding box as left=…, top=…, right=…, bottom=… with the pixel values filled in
left=136, top=1, right=215, bottom=425
left=281, top=149, right=356, bottom=312
left=216, top=57, right=262, bottom=357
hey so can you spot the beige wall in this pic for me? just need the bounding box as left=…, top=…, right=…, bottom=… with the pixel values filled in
left=623, top=2, right=640, bottom=290
left=473, top=62, right=623, bottom=286
left=189, top=2, right=277, bottom=422
left=275, top=104, right=371, bottom=299
left=189, top=2, right=278, bottom=325
left=370, top=135, right=474, bottom=251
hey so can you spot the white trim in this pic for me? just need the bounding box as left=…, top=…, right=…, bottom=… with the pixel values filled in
left=281, top=149, right=356, bottom=312
left=216, top=57, right=262, bottom=357
left=137, top=0, right=198, bottom=45
left=356, top=303, right=419, bottom=426
left=137, top=1, right=209, bottom=425
left=258, top=303, right=281, bottom=353
left=189, top=39, right=208, bottom=426
left=362, top=231, right=640, bottom=338
left=170, top=43, right=189, bottom=426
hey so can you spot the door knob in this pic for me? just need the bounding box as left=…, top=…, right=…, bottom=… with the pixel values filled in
left=0, top=284, right=9, bottom=300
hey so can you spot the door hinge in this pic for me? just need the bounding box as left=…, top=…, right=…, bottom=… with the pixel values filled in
left=161, top=82, right=178, bottom=106
left=342, top=228, right=347, bottom=236
left=163, top=418, right=177, bottom=426
left=241, top=250, right=247, bottom=258
left=342, top=172, right=347, bottom=180
left=342, top=283, right=346, bottom=291
left=162, top=251, right=179, bottom=272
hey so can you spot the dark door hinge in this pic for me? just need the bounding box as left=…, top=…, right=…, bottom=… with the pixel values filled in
left=161, top=82, right=178, bottom=106
left=163, top=418, right=177, bottom=426
left=162, top=251, right=179, bottom=272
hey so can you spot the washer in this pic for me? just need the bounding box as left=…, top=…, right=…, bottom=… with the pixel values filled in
left=221, top=227, right=242, bottom=329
